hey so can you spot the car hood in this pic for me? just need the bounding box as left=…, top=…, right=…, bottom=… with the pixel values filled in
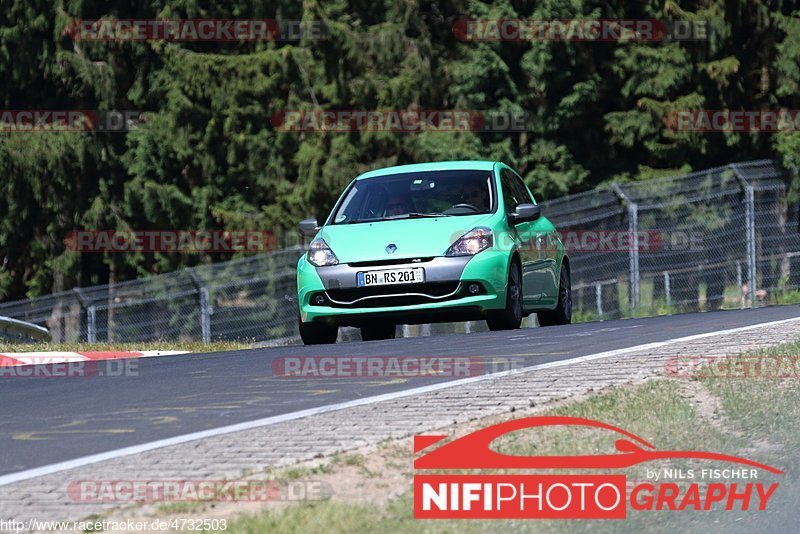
left=319, top=214, right=496, bottom=263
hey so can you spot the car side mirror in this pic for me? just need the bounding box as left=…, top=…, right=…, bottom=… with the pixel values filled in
left=508, top=203, right=541, bottom=224
left=298, top=218, right=320, bottom=237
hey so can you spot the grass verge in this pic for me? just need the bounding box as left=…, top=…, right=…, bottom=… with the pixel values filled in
left=0, top=340, right=256, bottom=353
left=212, top=341, right=800, bottom=533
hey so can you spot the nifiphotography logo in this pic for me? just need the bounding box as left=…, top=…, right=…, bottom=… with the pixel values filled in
left=413, top=416, right=783, bottom=519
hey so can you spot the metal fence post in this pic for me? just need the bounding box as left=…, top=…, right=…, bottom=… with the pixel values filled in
left=736, top=260, right=743, bottom=307
left=731, top=164, right=757, bottom=308
left=72, top=288, right=95, bottom=343
left=664, top=271, right=671, bottom=307
left=612, top=184, right=639, bottom=311
left=87, top=304, right=96, bottom=343
left=199, top=287, right=211, bottom=342
left=188, top=269, right=211, bottom=343
left=595, top=282, right=603, bottom=316
left=745, top=186, right=757, bottom=308
left=630, top=203, right=640, bottom=309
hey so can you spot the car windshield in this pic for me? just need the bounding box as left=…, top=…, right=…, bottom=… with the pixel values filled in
left=331, top=170, right=495, bottom=224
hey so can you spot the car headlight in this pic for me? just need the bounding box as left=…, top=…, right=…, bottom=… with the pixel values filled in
left=307, top=238, right=339, bottom=266
left=445, top=227, right=493, bottom=256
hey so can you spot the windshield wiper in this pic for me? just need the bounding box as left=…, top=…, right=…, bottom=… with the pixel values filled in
left=344, top=212, right=451, bottom=224
left=345, top=217, right=383, bottom=224
left=385, top=212, right=451, bottom=220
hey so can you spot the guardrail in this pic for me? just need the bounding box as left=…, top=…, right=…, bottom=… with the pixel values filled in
left=0, top=316, right=52, bottom=343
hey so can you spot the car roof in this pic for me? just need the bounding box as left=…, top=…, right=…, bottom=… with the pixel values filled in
left=356, top=160, right=499, bottom=181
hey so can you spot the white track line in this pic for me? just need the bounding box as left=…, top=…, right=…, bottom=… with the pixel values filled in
left=1, top=315, right=799, bottom=487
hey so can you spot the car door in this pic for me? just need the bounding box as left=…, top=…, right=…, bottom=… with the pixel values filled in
left=514, top=171, right=560, bottom=305
left=502, top=168, right=558, bottom=306
left=500, top=168, right=540, bottom=306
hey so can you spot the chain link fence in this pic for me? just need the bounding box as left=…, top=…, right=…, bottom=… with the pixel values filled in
left=1, top=159, right=797, bottom=344
left=555, top=160, right=800, bottom=321
left=0, top=249, right=301, bottom=344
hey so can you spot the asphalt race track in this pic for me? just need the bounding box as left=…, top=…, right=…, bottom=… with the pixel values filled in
left=1, top=306, right=798, bottom=476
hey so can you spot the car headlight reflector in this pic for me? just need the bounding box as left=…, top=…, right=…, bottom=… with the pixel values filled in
left=446, top=227, right=493, bottom=257
left=308, top=238, right=339, bottom=266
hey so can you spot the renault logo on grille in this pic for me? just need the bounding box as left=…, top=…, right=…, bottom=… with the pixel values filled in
left=386, top=244, right=397, bottom=254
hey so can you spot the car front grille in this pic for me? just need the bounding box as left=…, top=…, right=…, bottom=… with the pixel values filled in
left=324, top=282, right=462, bottom=308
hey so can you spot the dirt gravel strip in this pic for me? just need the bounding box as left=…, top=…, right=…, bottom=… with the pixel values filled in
left=2, top=317, right=800, bottom=531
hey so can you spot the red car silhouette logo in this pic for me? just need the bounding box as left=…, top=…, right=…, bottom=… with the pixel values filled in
left=414, top=416, right=783, bottom=474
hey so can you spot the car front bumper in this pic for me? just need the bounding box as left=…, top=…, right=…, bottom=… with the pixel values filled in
left=297, top=251, right=510, bottom=326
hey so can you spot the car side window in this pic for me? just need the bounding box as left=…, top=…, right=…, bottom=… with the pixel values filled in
left=501, top=168, right=539, bottom=217
left=511, top=172, right=535, bottom=204
left=500, top=169, right=521, bottom=213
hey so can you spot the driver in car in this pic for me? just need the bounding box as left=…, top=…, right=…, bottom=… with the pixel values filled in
left=461, top=182, right=488, bottom=210
left=384, top=194, right=414, bottom=216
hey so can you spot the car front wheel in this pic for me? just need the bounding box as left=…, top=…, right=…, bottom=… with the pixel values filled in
left=299, top=315, right=338, bottom=345
left=486, top=260, right=523, bottom=331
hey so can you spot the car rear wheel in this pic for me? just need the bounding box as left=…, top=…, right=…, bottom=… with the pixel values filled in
left=360, top=322, right=397, bottom=341
left=299, top=315, right=338, bottom=345
left=538, top=263, right=572, bottom=326
left=486, top=260, right=523, bottom=331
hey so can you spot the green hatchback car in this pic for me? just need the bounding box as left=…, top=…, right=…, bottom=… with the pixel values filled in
left=296, top=161, right=571, bottom=344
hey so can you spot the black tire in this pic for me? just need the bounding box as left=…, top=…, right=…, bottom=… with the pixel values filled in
left=299, top=316, right=338, bottom=345
left=538, top=263, right=572, bottom=326
left=486, top=260, right=523, bottom=331
left=360, top=322, right=397, bottom=341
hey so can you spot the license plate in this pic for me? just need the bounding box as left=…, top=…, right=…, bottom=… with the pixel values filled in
left=357, top=268, right=425, bottom=287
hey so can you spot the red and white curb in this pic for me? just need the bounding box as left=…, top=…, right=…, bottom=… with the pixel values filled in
left=0, top=350, right=189, bottom=367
